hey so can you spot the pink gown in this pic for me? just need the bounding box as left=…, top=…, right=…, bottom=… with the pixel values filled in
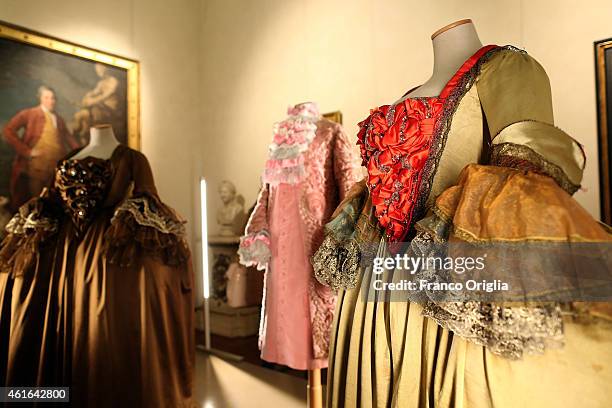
left=239, top=102, right=357, bottom=370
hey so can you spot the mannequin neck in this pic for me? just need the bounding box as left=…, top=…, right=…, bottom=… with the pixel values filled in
left=431, top=21, right=483, bottom=79
left=89, top=126, right=119, bottom=147
left=70, top=125, right=120, bottom=160
left=400, top=20, right=483, bottom=100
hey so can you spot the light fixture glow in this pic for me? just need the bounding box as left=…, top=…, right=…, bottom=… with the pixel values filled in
left=200, top=178, right=210, bottom=299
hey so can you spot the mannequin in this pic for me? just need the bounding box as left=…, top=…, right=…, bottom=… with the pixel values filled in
left=397, top=19, right=483, bottom=102
left=239, top=101, right=357, bottom=408
left=70, top=124, right=120, bottom=160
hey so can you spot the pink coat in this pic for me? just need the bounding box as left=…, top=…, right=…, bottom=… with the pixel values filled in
left=239, top=103, right=358, bottom=369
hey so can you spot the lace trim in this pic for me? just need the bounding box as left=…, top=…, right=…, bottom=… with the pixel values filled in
left=238, top=232, right=271, bottom=271
left=414, top=210, right=451, bottom=242
left=5, top=210, right=58, bottom=235
left=1, top=197, right=59, bottom=277
left=422, top=301, right=564, bottom=359
left=490, top=142, right=580, bottom=194
left=268, top=143, right=308, bottom=160
left=104, top=195, right=189, bottom=267
left=312, top=234, right=360, bottom=291
left=111, top=197, right=186, bottom=237
left=262, top=165, right=307, bottom=186
left=411, top=211, right=566, bottom=359
left=309, top=280, right=336, bottom=359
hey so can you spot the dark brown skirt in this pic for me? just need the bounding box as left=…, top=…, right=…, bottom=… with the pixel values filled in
left=0, top=215, right=195, bottom=407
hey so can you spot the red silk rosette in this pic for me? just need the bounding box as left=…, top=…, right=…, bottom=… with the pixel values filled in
left=357, top=99, right=444, bottom=242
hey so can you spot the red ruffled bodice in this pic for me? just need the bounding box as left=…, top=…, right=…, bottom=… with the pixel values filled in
left=357, top=45, right=497, bottom=242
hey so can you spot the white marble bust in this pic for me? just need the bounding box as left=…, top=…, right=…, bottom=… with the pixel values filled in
left=216, top=180, right=246, bottom=236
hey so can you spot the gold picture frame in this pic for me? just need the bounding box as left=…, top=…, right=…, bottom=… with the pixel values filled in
left=0, top=21, right=140, bottom=149
left=323, top=110, right=343, bottom=125
left=595, top=38, right=612, bottom=224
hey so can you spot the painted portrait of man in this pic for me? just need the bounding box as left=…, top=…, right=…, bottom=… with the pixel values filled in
left=3, top=85, right=80, bottom=210
left=0, top=30, right=134, bottom=219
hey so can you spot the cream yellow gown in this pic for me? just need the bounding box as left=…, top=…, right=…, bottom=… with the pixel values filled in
left=313, top=45, right=612, bottom=407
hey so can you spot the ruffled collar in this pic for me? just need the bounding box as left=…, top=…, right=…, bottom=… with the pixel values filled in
left=287, top=102, right=320, bottom=118
left=358, top=45, right=498, bottom=242
left=262, top=103, right=320, bottom=185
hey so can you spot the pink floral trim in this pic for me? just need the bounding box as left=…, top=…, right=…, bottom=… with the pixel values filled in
left=287, top=102, right=320, bottom=118
left=263, top=167, right=306, bottom=186
left=262, top=104, right=320, bottom=186
left=265, top=156, right=304, bottom=169
left=238, top=232, right=271, bottom=271
left=240, top=232, right=270, bottom=247
left=271, top=120, right=317, bottom=147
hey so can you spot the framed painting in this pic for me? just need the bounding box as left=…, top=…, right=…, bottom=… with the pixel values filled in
left=595, top=38, right=612, bottom=224
left=0, top=21, right=139, bottom=215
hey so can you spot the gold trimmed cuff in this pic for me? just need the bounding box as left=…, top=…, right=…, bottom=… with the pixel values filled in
left=491, top=120, right=585, bottom=193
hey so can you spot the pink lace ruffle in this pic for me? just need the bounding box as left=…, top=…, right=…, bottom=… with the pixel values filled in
left=238, top=232, right=271, bottom=271
left=265, top=156, right=304, bottom=169
left=263, top=166, right=307, bottom=186
left=287, top=102, right=320, bottom=118
left=271, top=120, right=317, bottom=147
left=262, top=103, right=320, bottom=186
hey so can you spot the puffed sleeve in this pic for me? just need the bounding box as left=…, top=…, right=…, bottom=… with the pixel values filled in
left=477, top=48, right=585, bottom=193
left=433, top=48, right=601, bottom=246
left=103, top=150, right=190, bottom=267
left=238, top=184, right=271, bottom=271
left=332, top=124, right=358, bottom=200
left=0, top=188, right=61, bottom=277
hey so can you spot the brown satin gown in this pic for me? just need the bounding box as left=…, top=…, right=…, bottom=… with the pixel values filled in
left=0, top=144, right=195, bottom=407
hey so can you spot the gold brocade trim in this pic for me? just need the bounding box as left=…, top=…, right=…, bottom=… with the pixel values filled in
left=432, top=205, right=453, bottom=223
left=491, top=142, right=580, bottom=194
left=440, top=192, right=608, bottom=241
left=413, top=211, right=450, bottom=244
left=598, top=221, right=612, bottom=233
left=111, top=197, right=186, bottom=237
left=451, top=222, right=608, bottom=244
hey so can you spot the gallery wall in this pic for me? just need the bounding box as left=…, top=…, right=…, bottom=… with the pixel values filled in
left=200, top=0, right=612, bottom=229
left=199, top=0, right=520, bottom=234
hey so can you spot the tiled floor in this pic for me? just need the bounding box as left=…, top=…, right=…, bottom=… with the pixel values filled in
left=194, top=351, right=307, bottom=407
